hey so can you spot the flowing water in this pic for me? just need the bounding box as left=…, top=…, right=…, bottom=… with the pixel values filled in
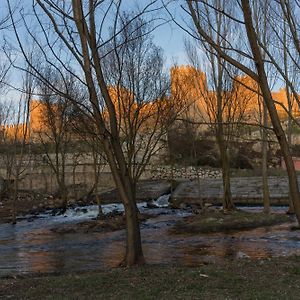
left=0, top=195, right=299, bottom=277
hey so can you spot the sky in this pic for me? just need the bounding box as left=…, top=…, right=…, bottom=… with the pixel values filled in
left=124, top=0, right=189, bottom=66
left=1, top=0, right=290, bottom=106
left=153, top=20, right=188, bottom=67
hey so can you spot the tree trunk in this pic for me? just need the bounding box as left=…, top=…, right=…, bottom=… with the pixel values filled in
left=262, top=100, right=270, bottom=213
left=92, top=155, right=103, bottom=218
left=218, top=137, right=234, bottom=210
left=242, top=0, right=300, bottom=223
left=216, top=91, right=234, bottom=210
left=12, top=177, right=18, bottom=225
left=103, top=138, right=144, bottom=266
left=196, top=168, right=204, bottom=210
left=58, top=181, right=68, bottom=213
left=115, top=178, right=144, bottom=266
left=283, top=20, right=295, bottom=214
left=124, top=200, right=144, bottom=266
left=286, top=87, right=295, bottom=214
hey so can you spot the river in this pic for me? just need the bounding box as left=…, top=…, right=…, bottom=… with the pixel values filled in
left=0, top=196, right=299, bottom=277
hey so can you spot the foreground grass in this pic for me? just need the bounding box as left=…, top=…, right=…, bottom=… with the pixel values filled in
left=1, top=256, right=300, bottom=299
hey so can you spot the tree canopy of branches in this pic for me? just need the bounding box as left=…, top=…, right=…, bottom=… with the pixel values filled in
left=179, top=0, right=300, bottom=223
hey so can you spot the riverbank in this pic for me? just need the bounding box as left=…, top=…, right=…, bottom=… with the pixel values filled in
left=0, top=180, right=171, bottom=224
left=1, top=256, right=300, bottom=299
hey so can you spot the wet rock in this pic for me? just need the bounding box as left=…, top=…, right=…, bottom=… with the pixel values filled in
left=27, top=216, right=38, bottom=222
left=147, top=202, right=158, bottom=209
left=75, top=208, right=88, bottom=214
left=105, top=210, right=123, bottom=218
left=146, top=194, right=170, bottom=209
left=68, top=199, right=76, bottom=205
left=51, top=208, right=64, bottom=216
left=179, top=203, right=187, bottom=209
left=236, top=251, right=250, bottom=259
left=290, top=225, right=300, bottom=231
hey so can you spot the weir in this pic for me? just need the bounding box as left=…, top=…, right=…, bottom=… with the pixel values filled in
left=171, top=176, right=297, bottom=207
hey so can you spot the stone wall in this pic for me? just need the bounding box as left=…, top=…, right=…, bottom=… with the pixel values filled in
left=0, top=160, right=222, bottom=196
left=147, top=165, right=222, bottom=180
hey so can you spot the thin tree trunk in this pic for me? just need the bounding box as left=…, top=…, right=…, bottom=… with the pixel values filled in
left=196, top=167, right=204, bottom=210
left=283, top=20, right=295, bottom=214
left=262, top=100, right=270, bottom=213
left=218, top=139, right=234, bottom=210
left=93, top=156, right=103, bottom=218
left=286, top=86, right=295, bottom=214
left=287, top=87, right=292, bottom=147
left=216, top=92, right=234, bottom=210
left=58, top=181, right=68, bottom=213
left=71, top=2, right=145, bottom=265
left=12, top=176, right=18, bottom=225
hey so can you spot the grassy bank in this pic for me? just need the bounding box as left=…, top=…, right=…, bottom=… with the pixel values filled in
left=1, top=256, right=300, bottom=299
left=170, top=210, right=292, bottom=234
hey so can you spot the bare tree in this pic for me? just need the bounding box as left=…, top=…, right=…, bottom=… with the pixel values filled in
left=1, top=67, right=33, bottom=224
left=8, top=0, right=177, bottom=266
left=267, top=1, right=300, bottom=213
left=186, top=3, right=239, bottom=210
left=252, top=0, right=271, bottom=213
left=34, top=69, right=77, bottom=213
left=183, top=0, right=253, bottom=210
left=71, top=111, right=107, bottom=217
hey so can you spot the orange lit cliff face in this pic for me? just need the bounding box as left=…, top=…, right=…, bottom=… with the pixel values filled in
left=272, top=89, right=300, bottom=119
left=106, top=86, right=137, bottom=122
left=170, top=65, right=254, bottom=123
left=4, top=65, right=300, bottom=141
left=170, top=65, right=300, bottom=123
left=28, top=100, right=62, bottom=142
left=3, top=100, right=50, bottom=142
left=171, top=65, right=207, bottom=104
left=231, top=76, right=299, bottom=119
left=29, top=100, right=49, bottom=135
left=3, top=100, right=63, bottom=142
left=106, top=86, right=174, bottom=134
left=232, top=76, right=259, bottom=113
left=171, top=65, right=209, bottom=122
left=3, top=123, right=28, bottom=142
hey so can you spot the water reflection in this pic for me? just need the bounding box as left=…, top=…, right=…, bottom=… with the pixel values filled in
left=17, top=250, right=65, bottom=274
left=0, top=205, right=299, bottom=277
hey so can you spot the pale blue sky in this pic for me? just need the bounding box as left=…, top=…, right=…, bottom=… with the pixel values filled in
left=153, top=20, right=188, bottom=67
left=123, top=0, right=189, bottom=66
